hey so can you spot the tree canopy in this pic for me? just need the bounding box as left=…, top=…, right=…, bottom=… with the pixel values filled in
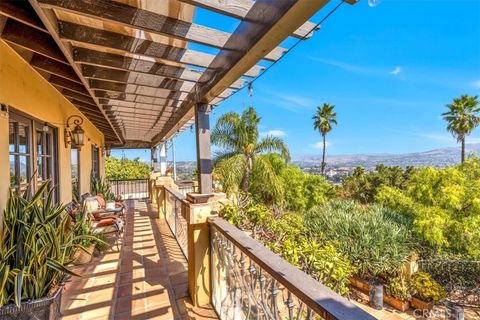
left=105, top=157, right=151, bottom=179
left=212, top=107, right=290, bottom=195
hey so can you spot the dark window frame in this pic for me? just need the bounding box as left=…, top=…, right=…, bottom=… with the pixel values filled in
left=9, top=108, right=59, bottom=201
left=91, top=145, right=100, bottom=178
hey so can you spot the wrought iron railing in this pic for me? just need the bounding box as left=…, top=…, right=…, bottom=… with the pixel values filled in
left=164, top=186, right=188, bottom=259
left=418, top=259, right=480, bottom=307
left=209, top=217, right=376, bottom=320
left=109, top=178, right=149, bottom=200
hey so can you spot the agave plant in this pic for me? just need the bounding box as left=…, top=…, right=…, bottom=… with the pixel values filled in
left=90, top=173, right=115, bottom=201
left=0, top=181, right=97, bottom=307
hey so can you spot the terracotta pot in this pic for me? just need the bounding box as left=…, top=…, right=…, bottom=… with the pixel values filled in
left=73, top=244, right=95, bottom=265
left=411, top=297, right=434, bottom=311
left=384, top=295, right=410, bottom=312
left=350, top=277, right=372, bottom=294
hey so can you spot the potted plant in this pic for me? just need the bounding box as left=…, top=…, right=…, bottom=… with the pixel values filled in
left=0, top=182, right=81, bottom=319
left=384, top=276, right=411, bottom=311
left=72, top=224, right=97, bottom=265
left=410, top=272, right=446, bottom=311
left=71, top=207, right=108, bottom=265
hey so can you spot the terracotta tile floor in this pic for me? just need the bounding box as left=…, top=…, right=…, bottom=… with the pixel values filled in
left=61, top=199, right=218, bottom=320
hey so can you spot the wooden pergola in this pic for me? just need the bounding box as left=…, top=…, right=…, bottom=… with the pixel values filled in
left=0, top=0, right=355, bottom=192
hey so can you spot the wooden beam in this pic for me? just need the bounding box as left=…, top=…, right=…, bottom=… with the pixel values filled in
left=48, top=74, right=90, bottom=96
left=179, top=0, right=319, bottom=39
left=30, top=53, right=81, bottom=83
left=0, top=0, right=47, bottom=33
left=37, top=0, right=285, bottom=61
left=59, top=87, right=96, bottom=104
left=57, top=20, right=264, bottom=78
left=89, top=80, right=187, bottom=101
left=81, top=63, right=246, bottom=91
left=71, top=99, right=105, bottom=114
left=29, top=0, right=124, bottom=144
left=81, top=65, right=195, bottom=92
left=1, top=19, right=67, bottom=64
left=100, top=99, right=176, bottom=111
left=95, top=91, right=183, bottom=107
left=153, top=0, right=333, bottom=145
left=88, top=76, right=234, bottom=100
left=73, top=47, right=203, bottom=83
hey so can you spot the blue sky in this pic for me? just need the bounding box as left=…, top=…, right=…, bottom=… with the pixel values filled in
left=114, top=0, right=480, bottom=162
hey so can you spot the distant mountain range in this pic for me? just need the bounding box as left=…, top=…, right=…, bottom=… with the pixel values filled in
left=292, top=143, right=480, bottom=169
left=174, top=144, right=480, bottom=173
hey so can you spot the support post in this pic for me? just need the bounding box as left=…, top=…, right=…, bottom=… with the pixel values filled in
left=186, top=193, right=226, bottom=307
left=195, top=103, right=212, bottom=194
left=172, top=139, right=177, bottom=181
left=158, top=143, right=167, bottom=175
left=151, top=146, right=158, bottom=171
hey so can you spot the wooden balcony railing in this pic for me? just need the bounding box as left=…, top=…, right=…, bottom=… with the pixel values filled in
left=209, top=217, right=377, bottom=320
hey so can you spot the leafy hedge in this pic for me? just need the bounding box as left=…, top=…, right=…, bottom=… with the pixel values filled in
left=220, top=201, right=356, bottom=295
left=305, top=200, right=412, bottom=279
left=376, top=157, right=480, bottom=259
left=105, top=157, right=150, bottom=180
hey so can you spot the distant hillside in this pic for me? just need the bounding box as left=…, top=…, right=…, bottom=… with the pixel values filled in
left=293, top=143, right=480, bottom=169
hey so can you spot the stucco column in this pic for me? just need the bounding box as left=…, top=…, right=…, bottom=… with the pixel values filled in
left=158, top=143, right=167, bottom=175
left=0, top=105, right=9, bottom=228
left=186, top=193, right=226, bottom=307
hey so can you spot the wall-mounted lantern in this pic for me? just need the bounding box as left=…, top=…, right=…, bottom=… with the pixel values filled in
left=104, top=145, right=111, bottom=157
left=65, top=115, right=85, bottom=150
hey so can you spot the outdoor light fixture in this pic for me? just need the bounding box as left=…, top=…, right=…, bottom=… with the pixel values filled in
left=0, top=103, right=8, bottom=117
left=105, top=145, right=111, bottom=157
left=42, top=122, right=49, bottom=133
left=65, top=115, right=85, bottom=150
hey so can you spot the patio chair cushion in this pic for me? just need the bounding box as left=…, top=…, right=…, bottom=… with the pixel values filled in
left=96, top=218, right=116, bottom=227
left=96, top=195, right=125, bottom=211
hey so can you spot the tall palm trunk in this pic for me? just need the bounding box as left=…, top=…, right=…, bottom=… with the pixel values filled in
left=461, top=137, right=465, bottom=163
left=241, top=156, right=253, bottom=192
left=321, top=133, right=326, bottom=175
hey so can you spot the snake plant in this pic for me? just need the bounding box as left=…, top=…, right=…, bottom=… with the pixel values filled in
left=0, top=181, right=95, bottom=307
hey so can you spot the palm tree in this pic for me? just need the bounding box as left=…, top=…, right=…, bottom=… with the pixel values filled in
left=313, top=103, right=337, bottom=175
left=211, top=107, right=290, bottom=194
left=442, top=95, right=480, bottom=163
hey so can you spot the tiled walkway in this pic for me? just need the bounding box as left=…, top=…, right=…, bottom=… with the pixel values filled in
left=61, top=199, right=218, bottom=320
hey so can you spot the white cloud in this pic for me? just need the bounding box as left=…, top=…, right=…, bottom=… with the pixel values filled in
left=260, top=129, right=287, bottom=137
left=390, top=66, right=402, bottom=75
left=309, top=57, right=382, bottom=76
left=312, top=141, right=331, bottom=149
left=260, top=91, right=316, bottom=112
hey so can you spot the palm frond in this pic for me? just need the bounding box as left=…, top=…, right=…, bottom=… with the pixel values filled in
left=255, top=136, right=290, bottom=161
left=215, top=154, right=246, bottom=196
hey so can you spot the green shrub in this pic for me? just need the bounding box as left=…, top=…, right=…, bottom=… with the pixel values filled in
left=375, top=158, right=480, bottom=259
left=305, top=200, right=412, bottom=278
left=0, top=182, right=81, bottom=306
left=105, top=157, right=151, bottom=180
left=218, top=202, right=356, bottom=295
left=385, top=276, right=411, bottom=300
left=411, top=272, right=446, bottom=303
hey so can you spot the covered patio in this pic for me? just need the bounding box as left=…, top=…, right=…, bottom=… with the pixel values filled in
left=61, top=199, right=216, bottom=320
